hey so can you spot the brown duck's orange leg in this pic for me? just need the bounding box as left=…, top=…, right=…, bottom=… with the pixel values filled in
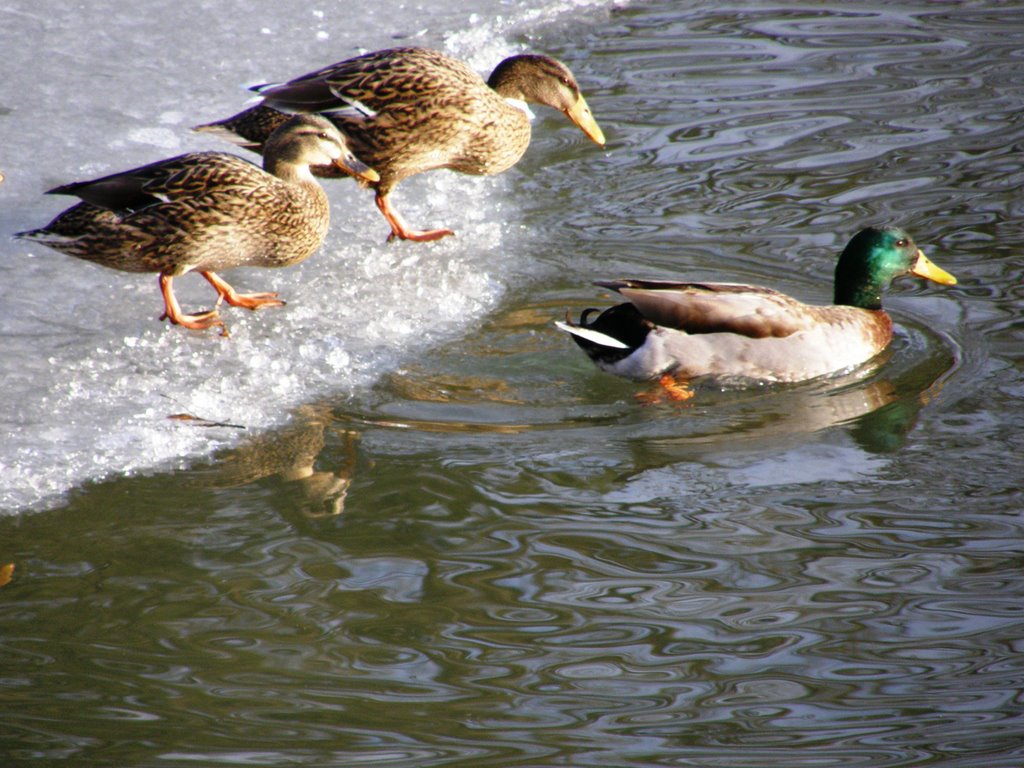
left=375, top=191, right=455, bottom=243
left=158, top=274, right=227, bottom=334
left=201, top=271, right=285, bottom=311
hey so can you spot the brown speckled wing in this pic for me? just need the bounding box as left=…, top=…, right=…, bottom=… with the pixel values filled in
left=261, top=48, right=483, bottom=115
left=143, top=154, right=266, bottom=201
left=48, top=152, right=261, bottom=212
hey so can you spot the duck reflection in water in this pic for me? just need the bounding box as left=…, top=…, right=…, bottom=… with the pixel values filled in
left=189, top=404, right=360, bottom=518
left=623, top=335, right=957, bottom=480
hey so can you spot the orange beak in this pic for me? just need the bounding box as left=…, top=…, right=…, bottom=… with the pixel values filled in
left=565, top=93, right=606, bottom=147
left=910, top=249, right=957, bottom=285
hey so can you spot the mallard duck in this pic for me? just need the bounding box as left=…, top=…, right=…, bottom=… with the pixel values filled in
left=556, top=227, right=957, bottom=399
left=195, top=46, right=606, bottom=242
left=17, top=115, right=378, bottom=334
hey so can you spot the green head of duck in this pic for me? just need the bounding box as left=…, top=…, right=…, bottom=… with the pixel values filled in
left=834, top=226, right=957, bottom=310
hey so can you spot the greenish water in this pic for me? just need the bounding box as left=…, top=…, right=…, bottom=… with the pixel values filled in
left=3, top=1, right=1023, bottom=766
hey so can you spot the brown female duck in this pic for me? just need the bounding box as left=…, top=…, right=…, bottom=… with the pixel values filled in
left=17, top=115, right=378, bottom=334
left=195, top=47, right=606, bottom=242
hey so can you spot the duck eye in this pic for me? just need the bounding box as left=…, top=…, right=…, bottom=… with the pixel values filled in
left=895, top=238, right=908, bottom=247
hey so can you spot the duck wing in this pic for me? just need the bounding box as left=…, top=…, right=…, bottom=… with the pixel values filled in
left=255, top=47, right=483, bottom=116
left=46, top=153, right=263, bottom=212
left=595, top=279, right=812, bottom=339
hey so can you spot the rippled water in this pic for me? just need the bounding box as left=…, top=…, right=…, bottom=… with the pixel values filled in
left=3, top=1, right=1023, bottom=766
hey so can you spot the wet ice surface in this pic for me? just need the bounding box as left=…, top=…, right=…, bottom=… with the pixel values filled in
left=0, top=0, right=623, bottom=511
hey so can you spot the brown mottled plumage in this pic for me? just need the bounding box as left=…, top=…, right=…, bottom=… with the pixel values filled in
left=17, top=115, right=378, bottom=334
left=557, top=227, right=957, bottom=398
left=195, top=47, right=605, bottom=242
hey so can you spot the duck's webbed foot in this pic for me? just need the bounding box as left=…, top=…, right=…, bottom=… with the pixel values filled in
left=202, top=271, right=285, bottom=311
left=159, top=274, right=229, bottom=336
left=635, top=374, right=695, bottom=405
left=375, top=192, right=455, bottom=243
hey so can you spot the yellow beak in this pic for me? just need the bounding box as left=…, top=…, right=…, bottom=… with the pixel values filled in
left=565, top=93, right=606, bottom=148
left=911, top=249, right=957, bottom=285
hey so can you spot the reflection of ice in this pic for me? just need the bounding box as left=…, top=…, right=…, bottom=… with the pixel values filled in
left=0, top=0, right=620, bottom=513
left=335, top=558, right=429, bottom=603
left=710, top=442, right=883, bottom=488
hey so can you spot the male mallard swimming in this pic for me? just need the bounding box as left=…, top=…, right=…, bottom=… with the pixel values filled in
left=556, top=227, right=957, bottom=398
left=17, top=115, right=378, bottom=335
left=195, top=46, right=606, bottom=242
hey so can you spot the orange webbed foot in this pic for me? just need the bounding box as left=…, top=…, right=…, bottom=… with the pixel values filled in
left=635, top=374, right=695, bottom=405
left=375, top=192, right=455, bottom=243
left=385, top=227, right=456, bottom=243
left=159, top=274, right=229, bottom=336
left=219, top=291, right=285, bottom=311
left=660, top=374, right=695, bottom=401
left=201, top=272, right=285, bottom=312
left=160, top=308, right=229, bottom=336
